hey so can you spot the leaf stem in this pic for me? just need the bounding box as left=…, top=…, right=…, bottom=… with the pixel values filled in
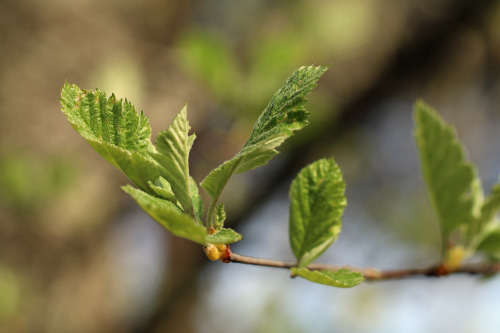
left=228, top=253, right=500, bottom=281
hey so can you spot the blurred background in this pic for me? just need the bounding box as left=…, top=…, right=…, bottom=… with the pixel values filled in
left=1, top=0, right=500, bottom=332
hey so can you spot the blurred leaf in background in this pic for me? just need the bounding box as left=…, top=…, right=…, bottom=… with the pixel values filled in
left=0, top=265, right=21, bottom=321
left=0, top=153, right=76, bottom=219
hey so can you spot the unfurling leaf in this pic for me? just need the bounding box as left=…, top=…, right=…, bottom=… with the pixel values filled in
left=414, top=101, right=481, bottom=250
left=214, top=203, right=226, bottom=230
left=478, top=184, right=500, bottom=230
left=151, top=105, right=197, bottom=217
left=148, top=177, right=176, bottom=203
left=190, top=177, right=204, bottom=222
left=289, top=158, right=346, bottom=267
left=201, top=65, right=328, bottom=224
left=291, top=268, right=364, bottom=288
left=476, top=227, right=500, bottom=261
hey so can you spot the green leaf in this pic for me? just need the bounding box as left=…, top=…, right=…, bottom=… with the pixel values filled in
left=414, top=101, right=480, bottom=249
left=60, top=83, right=164, bottom=192
left=122, top=185, right=208, bottom=244
left=291, top=268, right=364, bottom=288
left=476, top=227, right=500, bottom=260
left=214, top=203, right=226, bottom=230
left=201, top=65, right=328, bottom=224
left=60, top=83, right=153, bottom=153
left=206, top=228, right=243, bottom=244
left=479, top=183, right=500, bottom=228
left=148, top=177, right=177, bottom=203
left=467, top=184, right=500, bottom=257
left=244, top=65, right=328, bottom=148
left=151, top=105, right=196, bottom=217
left=200, top=139, right=281, bottom=202
left=190, top=177, right=204, bottom=222
left=289, top=158, right=346, bottom=267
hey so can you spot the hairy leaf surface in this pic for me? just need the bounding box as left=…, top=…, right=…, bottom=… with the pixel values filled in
left=414, top=101, right=480, bottom=248
left=291, top=268, right=363, bottom=288
left=60, top=83, right=165, bottom=192
left=201, top=65, right=328, bottom=223
left=289, top=158, right=346, bottom=267
left=206, top=228, right=243, bottom=244
left=214, top=203, right=226, bottom=230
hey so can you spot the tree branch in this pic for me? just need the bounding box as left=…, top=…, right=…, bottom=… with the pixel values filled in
left=228, top=253, right=500, bottom=281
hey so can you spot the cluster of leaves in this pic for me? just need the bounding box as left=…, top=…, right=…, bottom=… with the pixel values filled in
left=60, top=65, right=500, bottom=288
left=60, top=66, right=362, bottom=287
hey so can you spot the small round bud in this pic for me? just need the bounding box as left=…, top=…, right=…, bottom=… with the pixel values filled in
left=203, top=243, right=228, bottom=261
left=444, top=246, right=466, bottom=271
left=204, top=244, right=220, bottom=261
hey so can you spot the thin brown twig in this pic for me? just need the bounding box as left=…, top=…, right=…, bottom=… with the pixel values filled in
left=227, top=253, right=500, bottom=281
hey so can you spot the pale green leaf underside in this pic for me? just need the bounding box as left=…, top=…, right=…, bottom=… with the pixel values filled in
left=289, top=158, right=346, bottom=267
left=152, top=105, right=196, bottom=216
left=291, top=268, right=364, bottom=288
left=473, top=184, right=500, bottom=257
left=148, top=177, right=177, bottom=203
left=476, top=226, right=500, bottom=260
left=122, top=185, right=208, bottom=244
left=206, top=228, right=243, bottom=244
left=201, top=65, right=328, bottom=220
left=478, top=184, right=500, bottom=228
left=190, top=177, right=204, bottom=222
left=60, top=82, right=165, bottom=192
left=122, top=185, right=242, bottom=245
left=414, top=101, right=479, bottom=247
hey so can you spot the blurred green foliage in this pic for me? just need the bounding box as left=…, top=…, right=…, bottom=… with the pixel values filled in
left=0, top=153, right=77, bottom=218
left=0, top=265, right=21, bottom=320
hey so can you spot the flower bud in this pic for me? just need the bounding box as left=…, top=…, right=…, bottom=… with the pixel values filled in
left=203, top=244, right=221, bottom=261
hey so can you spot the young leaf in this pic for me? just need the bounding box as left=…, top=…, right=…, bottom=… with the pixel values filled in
left=122, top=185, right=208, bottom=244
left=60, top=83, right=165, bottom=192
left=214, top=203, right=226, bottom=230
left=476, top=227, right=500, bottom=260
left=291, top=268, right=364, bottom=288
left=148, top=177, right=177, bottom=203
left=414, top=101, right=480, bottom=249
left=190, top=177, right=204, bottom=222
left=473, top=184, right=500, bottom=258
left=244, top=65, right=328, bottom=148
left=478, top=183, right=500, bottom=229
left=201, top=65, right=328, bottom=224
left=151, top=105, right=196, bottom=217
left=206, top=228, right=243, bottom=244
left=289, top=158, right=346, bottom=267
